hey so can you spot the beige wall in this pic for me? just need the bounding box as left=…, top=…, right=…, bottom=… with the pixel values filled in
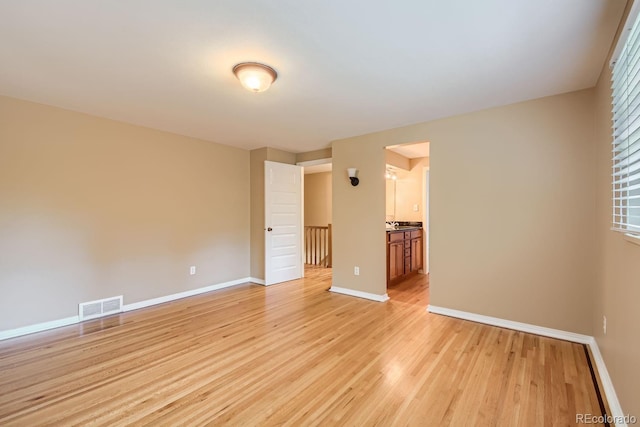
left=333, top=89, right=597, bottom=333
left=0, top=96, right=250, bottom=330
left=333, top=142, right=387, bottom=295
left=304, top=172, right=332, bottom=226
left=266, top=147, right=296, bottom=165
left=296, top=148, right=331, bottom=163
left=593, top=32, right=640, bottom=419
left=249, top=147, right=296, bottom=280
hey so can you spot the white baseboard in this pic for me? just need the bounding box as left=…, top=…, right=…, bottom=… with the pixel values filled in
left=427, top=305, right=592, bottom=343
left=249, top=277, right=266, bottom=285
left=123, top=277, right=252, bottom=312
left=587, top=338, right=628, bottom=426
left=0, top=277, right=254, bottom=341
left=329, top=286, right=389, bottom=302
left=0, top=315, right=79, bottom=341
left=428, top=305, right=627, bottom=425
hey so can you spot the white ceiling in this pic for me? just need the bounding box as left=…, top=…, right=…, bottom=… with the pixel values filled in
left=0, top=1, right=627, bottom=153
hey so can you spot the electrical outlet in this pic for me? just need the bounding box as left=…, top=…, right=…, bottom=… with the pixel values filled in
left=603, top=315, right=607, bottom=334
left=190, top=266, right=196, bottom=275
left=354, top=266, right=360, bottom=276
left=413, top=204, right=419, bottom=212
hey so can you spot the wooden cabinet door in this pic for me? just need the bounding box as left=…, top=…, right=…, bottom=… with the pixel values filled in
left=389, top=242, right=404, bottom=282
left=411, top=237, right=423, bottom=272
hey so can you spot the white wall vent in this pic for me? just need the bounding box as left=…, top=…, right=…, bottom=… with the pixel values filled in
left=79, top=295, right=123, bottom=321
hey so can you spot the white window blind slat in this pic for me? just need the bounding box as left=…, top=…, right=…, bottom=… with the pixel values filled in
left=612, top=10, right=640, bottom=235
left=612, top=29, right=640, bottom=92
left=613, top=108, right=640, bottom=140
left=612, top=65, right=640, bottom=104
left=613, top=173, right=640, bottom=186
left=612, top=156, right=640, bottom=177
left=612, top=180, right=640, bottom=194
left=612, top=132, right=640, bottom=156
left=614, top=195, right=640, bottom=201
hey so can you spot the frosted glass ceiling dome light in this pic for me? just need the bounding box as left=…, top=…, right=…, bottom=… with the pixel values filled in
left=232, top=62, right=278, bottom=92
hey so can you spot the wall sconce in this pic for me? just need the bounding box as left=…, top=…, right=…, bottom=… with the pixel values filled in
left=347, top=168, right=359, bottom=186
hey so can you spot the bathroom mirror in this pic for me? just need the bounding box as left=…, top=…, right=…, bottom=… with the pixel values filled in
left=385, top=172, right=396, bottom=220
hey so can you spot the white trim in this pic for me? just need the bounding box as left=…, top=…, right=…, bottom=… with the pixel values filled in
left=587, top=339, right=628, bottom=427
left=249, top=277, right=266, bottom=285
left=123, top=277, right=251, bottom=312
left=329, top=286, right=389, bottom=302
left=300, top=172, right=305, bottom=278
left=0, top=316, right=79, bottom=341
left=427, top=305, right=627, bottom=424
left=427, top=305, right=592, bottom=343
left=295, top=158, right=332, bottom=167
left=423, top=167, right=430, bottom=274
left=623, top=233, right=640, bottom=246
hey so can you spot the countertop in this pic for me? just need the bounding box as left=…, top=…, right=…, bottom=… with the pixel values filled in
left=386, top=226, right=422, bottom=232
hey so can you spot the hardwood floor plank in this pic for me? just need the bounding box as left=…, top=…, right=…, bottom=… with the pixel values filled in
left=0, top=268, right=604, bottom=426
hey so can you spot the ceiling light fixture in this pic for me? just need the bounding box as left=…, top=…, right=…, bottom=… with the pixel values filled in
left=232, top=62, right=278, bottom=93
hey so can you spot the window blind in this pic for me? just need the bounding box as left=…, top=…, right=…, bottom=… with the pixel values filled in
left=612, top=11, right=640, bottom=235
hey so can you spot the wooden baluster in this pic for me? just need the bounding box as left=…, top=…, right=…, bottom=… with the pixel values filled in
left=322, top=227, right=325, bottom=267
left=321, top=228, right=324, bottom=267
left=328, top=224, right=332, bottom=268
left=324, top=226, right=328, bottom=267
left=303, top=226, right=331, bottom=267
left=305, top=228, right=311, bottom=264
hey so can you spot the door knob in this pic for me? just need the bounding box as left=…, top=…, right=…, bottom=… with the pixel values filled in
left=267, top=227, right=273, bottom=232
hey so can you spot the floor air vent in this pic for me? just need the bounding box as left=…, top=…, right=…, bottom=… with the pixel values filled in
left=79, top=296, right=123, bottom=321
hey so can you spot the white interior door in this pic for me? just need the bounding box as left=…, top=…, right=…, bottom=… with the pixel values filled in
left=265, top=161, right=303, bottom=285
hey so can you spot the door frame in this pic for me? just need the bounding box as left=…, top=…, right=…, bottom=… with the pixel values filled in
left=422, top=167, right=430, bottom=274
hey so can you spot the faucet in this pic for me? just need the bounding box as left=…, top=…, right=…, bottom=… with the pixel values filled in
left=386, top=221, right=399, bottom=229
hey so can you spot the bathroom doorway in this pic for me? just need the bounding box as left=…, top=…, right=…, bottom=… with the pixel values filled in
left=384, top=142, right=430, bottom=305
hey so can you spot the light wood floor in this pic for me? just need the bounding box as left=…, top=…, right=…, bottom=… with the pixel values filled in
left=0, top=267, right=604, bottom=426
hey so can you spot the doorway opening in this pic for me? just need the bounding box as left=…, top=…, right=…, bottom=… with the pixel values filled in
left=297, top=158, right=333, bottom=271
left=384, top=142, right=430, bottom=305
